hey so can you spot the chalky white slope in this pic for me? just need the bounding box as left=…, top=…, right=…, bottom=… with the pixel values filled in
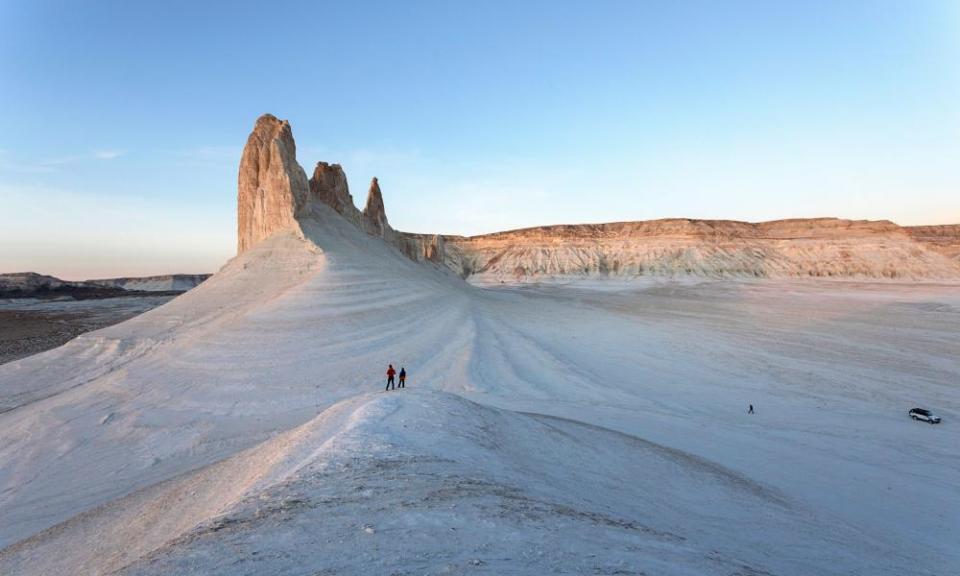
left=0, top=113, right=957, bottom=574
left=1, top=201, right=957, bottom=575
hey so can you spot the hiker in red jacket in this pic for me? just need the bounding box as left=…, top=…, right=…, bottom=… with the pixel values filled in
left=385, top=364, right=396, bottom=391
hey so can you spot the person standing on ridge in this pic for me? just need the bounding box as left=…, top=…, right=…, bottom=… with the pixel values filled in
left=398, top=367, right=406, bottom=388
left=385, top=364, right=396, bottom=391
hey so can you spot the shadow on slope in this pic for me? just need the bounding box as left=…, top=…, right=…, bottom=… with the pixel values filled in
left=2, top=390, right=891, bottom=576
left=0, top=202, right=475, bottom=549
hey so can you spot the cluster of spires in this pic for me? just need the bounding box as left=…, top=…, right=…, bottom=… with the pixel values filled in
left=236, top=114, right=393, bottom=254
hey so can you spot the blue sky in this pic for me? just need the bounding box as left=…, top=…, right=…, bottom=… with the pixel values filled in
left=1, top=0, right=958, bottom=279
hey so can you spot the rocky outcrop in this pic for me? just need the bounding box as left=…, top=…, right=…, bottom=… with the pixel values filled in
left=237, top=114, right=311, bottom=254
left=88, top=274, right=211, bottom=292
left=0, top=273, right=208, bottom=299
left=236, top=115, right=401, bottom=252
left=362, top=178, right=391, bottom=237
left=398, top=233, right=448, bottom=265
left=0, top=273, right=74, bottom=294
left=408, top=218, right=960, bottom=283
left=906, top=225, right=960, bottom=262
left=307, top=167, right=396, bottom=240
left=309, top=162, right=361, bottom=225
left=234, top=114, right=960, bottom=282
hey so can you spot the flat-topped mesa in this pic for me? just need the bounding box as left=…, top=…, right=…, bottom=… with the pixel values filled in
left=429, top=217, right=960, bottom=282
left=362, top=177, right=391, bottom=237
left=451, top=217, right=905, bottom=242
left=237, top=114, right=311, bottom=254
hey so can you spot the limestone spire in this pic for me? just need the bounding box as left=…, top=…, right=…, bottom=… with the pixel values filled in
left=236, top=114, right=310, bottom=254
left=362, top=177, right=390, bottom=237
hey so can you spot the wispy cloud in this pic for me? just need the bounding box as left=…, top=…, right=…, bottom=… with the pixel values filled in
left=0, top=150, right=126, bottom=173
left=94, top=149, right=125, bottom=160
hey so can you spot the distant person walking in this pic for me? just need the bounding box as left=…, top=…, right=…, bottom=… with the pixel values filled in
left=385, top=364, right=396, bottom=391
left=748, top=404, right=754, bottom=414
left=398, top=367, right=406, bottom=388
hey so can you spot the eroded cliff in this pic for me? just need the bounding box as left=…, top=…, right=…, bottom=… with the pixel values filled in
left=430, top=218, right=960, bottom=282
left=237, top=115, right=311, bottom=253
left=235, top=114, right=960, bottom=282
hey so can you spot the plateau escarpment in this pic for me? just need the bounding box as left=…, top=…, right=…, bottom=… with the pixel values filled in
left=87, top=274, right=210, bottom=292
left=906, top=224, right=960, bottom=262
left=0, top=273, right=209, bottom=299
left=434, top=218, right=960, bottom=282
left=237, top=114, right=960, bottom=283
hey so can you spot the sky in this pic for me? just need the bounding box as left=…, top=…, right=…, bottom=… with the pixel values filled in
left=1, top=0, right=959, bottom=279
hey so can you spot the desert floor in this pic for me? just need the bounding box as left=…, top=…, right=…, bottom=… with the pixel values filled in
left=1, top=223, right=957, bottom=575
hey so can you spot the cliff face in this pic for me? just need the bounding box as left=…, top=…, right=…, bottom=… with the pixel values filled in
left=362, top=178, right=390, bottom=237
left=395, top=210, right=960, bottom=284
left=906, top=225, right=960, bottom=263
left=309, top=162, right=357, bottom=223
left=238, top=116, right=404, bottom=255
left=428, top=219, right=960, bottom=282
left=237, top=115, right=311, bottom=254
left=235, top=114, right=960, bottom=282
left=88, top=274, right=211, bottom=292
left=0, top=273, right=208, bottom=298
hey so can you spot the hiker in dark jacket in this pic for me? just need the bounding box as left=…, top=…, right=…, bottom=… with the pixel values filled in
left=385, top=364, right=396, bottom=391
left=398, top=367, right=406, bottom=388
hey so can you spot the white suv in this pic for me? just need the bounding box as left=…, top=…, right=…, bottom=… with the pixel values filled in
left=908, top=408, right=941, bottom=424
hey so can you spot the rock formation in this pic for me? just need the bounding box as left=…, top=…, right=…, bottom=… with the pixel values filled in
left=0, top=272, right=208, bottom=298
left=309, top=162, right=360, bottom=224
left=237, top=114, right=310, bottom=254
left=425, top=218, right=960, bottom=282
left=398, top=233, right=448, bottom=265
left=88, top=274, right=210, bottom=292
left=237, top=115, right=402, bottom=253
left=362, top=178, right=391, bottom=237
left=906, top=225, right=960, bottom=262
left=235, top=114, right=960, bottom=282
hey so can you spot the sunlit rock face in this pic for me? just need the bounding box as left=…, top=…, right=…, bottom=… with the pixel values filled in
left=237, top=114, right=310, bottom=254
left=309, top=162, right=361, bottom=226
left=362, top=177, right=391, bottom=238
left=237, top=114, right=960, bottom=282
left=431, top=218, right=960, bottom=282
left=906, top=224, right=960, bottom=263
